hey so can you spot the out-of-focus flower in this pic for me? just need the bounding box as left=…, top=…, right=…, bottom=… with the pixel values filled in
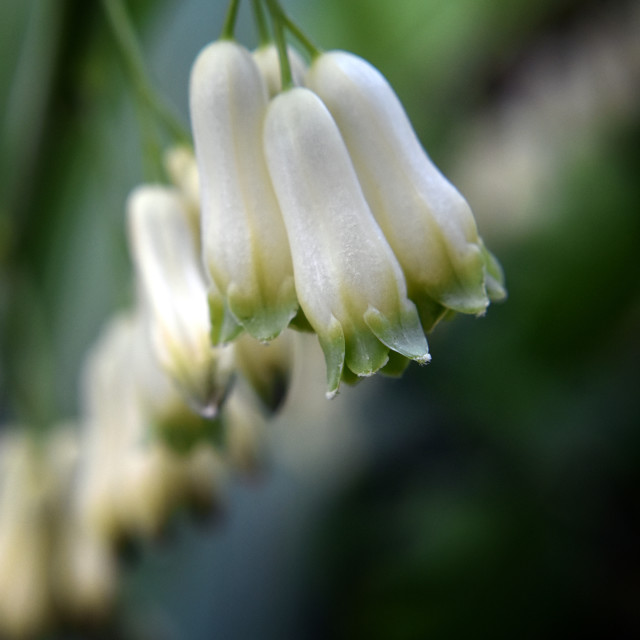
left=0, top=432, right=52, bottom=639
left=222, top=382, right=268, bottom=475
left=163, top=145, right=201, bottom=231
left=177, top=442, right=228, bottom=516
left=306, top=51, right=505, bottom=330
left=234, top=330, right=295, bottom=413
left=127, top=184, right=234, bottom=418
left=253, top=43, right=307, bottom=97
left=75, top=312, right=178, bottom=542
left=190, top=40, right=297, bottom=342
left=52, top=518, right=117, bottom=623
left=264, top=87, right=430, bottom=397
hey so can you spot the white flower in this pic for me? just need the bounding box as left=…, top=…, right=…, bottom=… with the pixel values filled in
left=264, top=87, right=429, bottom=398
left=163, top=145, right=201, bottom=232
left=0, top=432, right=52, bottom=639
left=306, top=51, right=499, bottom=330
left=127, top=184, right=233, bottom=416
left=252, top=43, right=307, bottom=97
left=234, top=330, right=295, bottom=412
left=190, top=40, right=297, bottom=341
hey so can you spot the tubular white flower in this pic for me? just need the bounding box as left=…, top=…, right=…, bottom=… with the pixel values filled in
left=234, top=330, right=295, bottom=413
left=306, top=51, right=493, bottom=330
left=252, top=43, right=307, bottom=97
left=163, top=145, right=201, bottom=231
left=190, top=40, right=297, bottom=341
left=127, top=184, right=233, bottom=417
left=264, top=87, right=429, bottom=397
left=0, top=433, right=51, bottom=639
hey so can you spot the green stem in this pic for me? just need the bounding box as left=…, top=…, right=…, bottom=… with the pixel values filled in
left=280, top=10, right=321, bottom=59
left=221, top=0, right=242, bottom=39
left=101, top=0, right=189, bottom=145
left=265, top=0, right=293, bottom=90
left=251, top=0, right=271, bottom=46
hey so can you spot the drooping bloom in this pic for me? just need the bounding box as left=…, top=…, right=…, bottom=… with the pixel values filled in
left=306, top=51, right=506, bottom=331
left=127, top=184, right=234, bottom=417
left=190, top=40, right=298, bottom=342
left=0, top=433, right=52, bottom=639
left=264, top=87, right=429, bottom=397
left=252, top=43, right=307, bottom=97
left=163, top=145, right=201, bottom=232
left=234, top=330, right=295, bottom=413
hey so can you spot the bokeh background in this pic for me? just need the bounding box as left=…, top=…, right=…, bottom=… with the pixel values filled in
left=1, top=0, right=639, bottom=638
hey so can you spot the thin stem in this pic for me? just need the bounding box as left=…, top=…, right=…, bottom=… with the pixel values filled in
left=251, top=0, right=271, bottom=46
left=280, top=11, right=321, bottom=59
left=102, top=0, right=189, bottom=144
left=265, top=0, right=293, bottom=90
left=221, top=0, right=242, bottom=39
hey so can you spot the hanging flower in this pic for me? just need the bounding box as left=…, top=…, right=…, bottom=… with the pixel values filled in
left=189, top=40, right=298, bottom=342
left=264, top=87, right=430, bottom=397
left=306, top=50, right=505, bottom=331
left=127, top=184, right=234, bottom=417
left=252, top=43, right=306, bottom=97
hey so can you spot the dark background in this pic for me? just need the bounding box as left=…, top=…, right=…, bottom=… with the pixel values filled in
left=1, top=1, right=639, bottom=638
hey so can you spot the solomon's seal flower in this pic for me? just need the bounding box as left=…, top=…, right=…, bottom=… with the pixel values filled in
left=306, top=51, right=505, bottom=330
left=252, top=43, right=306, bottom=97
left=127, top=185, right=233, bottom=417
left=264, top=87, right=430, bottom=397
left=190, top=39, right=298, bottom=342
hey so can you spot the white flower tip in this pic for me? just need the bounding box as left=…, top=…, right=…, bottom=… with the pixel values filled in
left=416, top=353, right=432, bottom=366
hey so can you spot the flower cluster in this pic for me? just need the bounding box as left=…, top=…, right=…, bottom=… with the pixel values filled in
left=0, top=1, right=505, bottom=635
left=189, top=38, right=504, bottom=397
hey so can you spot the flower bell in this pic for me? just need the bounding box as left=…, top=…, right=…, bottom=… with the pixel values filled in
left=234, top=330, right=295, bottom=413
left=264, top=87, right=429, bottom=397
left=252, top=43, right=306, bottom=97
left=127, top=184, right=234, bottom=417
left=163, top=145, right=201, bottom=232
left=306, top=51, right=505, bottom=330
left=189, top=40, right=298, bottom=342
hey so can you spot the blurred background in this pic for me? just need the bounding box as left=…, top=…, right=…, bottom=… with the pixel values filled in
left=1, top=0, right=639, bottom=638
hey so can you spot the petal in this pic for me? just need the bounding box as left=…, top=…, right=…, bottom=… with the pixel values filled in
left=127, top=185, right=232, bottom=415
left=306, top=51, right=490, bottom=323
left=189, top=40, right=297, bottom=341
left=263, top=87, right=429, bottom=394
left=253, top=43, right=307, bottom=97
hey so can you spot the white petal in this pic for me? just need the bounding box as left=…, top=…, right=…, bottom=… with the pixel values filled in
left=306, top=51, right=489, bottom=327
left=252, top=43, right=307, bottom=97
left=127, top=185, right=231, bottom=415
left=190, top=40, right=297, bottom=340
left=264, top=88, right=428, bottom=395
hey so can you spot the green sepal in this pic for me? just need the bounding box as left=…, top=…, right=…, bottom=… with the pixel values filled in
left=380, top=350, right=411, bottom=377
left=153, top=404, right=225, bottom=455
left=289, top=307, right=315, bottom=332
left=411, top=291, right=449, bottom=333
left=479, top=238, right=507, bottom=302
left=317, top=316, right=345, bottom=398
left=344, top=325, right=389, bottom=377
left=208, top=290, right=243, bottom=345
left=227, top=281, right=298, bottom=342
left=341, top=365, right=363, bottom=386
left=364, top=305, right=430, bottom=364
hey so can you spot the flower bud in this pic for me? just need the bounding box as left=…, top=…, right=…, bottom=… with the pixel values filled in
left=253, top=43, right=307, bottom=97
left=264, top=87, right=429, bottom=397
left=190, top=40, right=297, bottom=341
left=127, top=184, right=233, bottom=417
left=222, top=383, right=267, bottom=475
left=163, top=145, right=201, bottom=232
left=234, top=330, right=295, bottom=413
left=0, top=433, right=52, bottom=639
left=306, top=51, right=501, bottom=330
